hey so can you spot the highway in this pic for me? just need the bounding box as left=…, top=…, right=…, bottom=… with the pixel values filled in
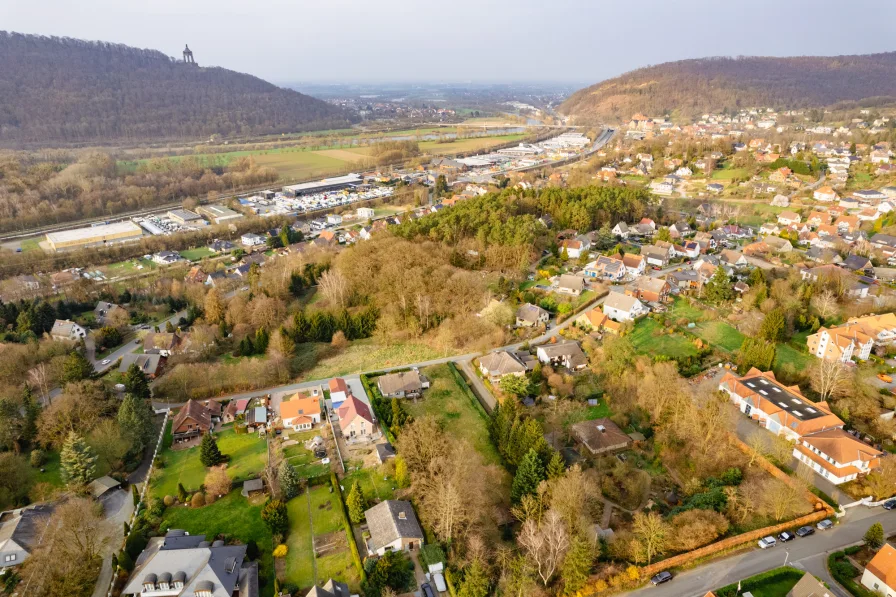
left=629, top=507, right=895, bottom=597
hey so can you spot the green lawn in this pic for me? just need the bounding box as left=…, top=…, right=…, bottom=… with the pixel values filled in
left=629, top=318, right=700, bottom=359
left=409, top=364, right=504, bottom=467
left=712, top=167, right=749, bottom=180
left=695, top=321, right=746, bottom=353
left=180, top=247, right=215, bottom=261
left=284, top=485, right=360, bottom=593
left=713, top=567, right=805, bottom=597
left=773, top=342, right=812, bottom=372
left=33, top=450, right=64, bottom=488
left=667, top=297, right=707, bottom=322
left=282, top=431, right=330, bottom=480
left=151, top=426, right=267, bottom=498
left=342, top=466, right=396, bottom=504
left=160, top=490, right=274, bottom=597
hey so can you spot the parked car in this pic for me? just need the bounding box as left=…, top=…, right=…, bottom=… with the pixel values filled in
left=795, top=526, right=816, bottom=537
left=778, top=531, right=795, bottom=542
left=816, top=519, right=833, bottom=531
left=883, top=499, right=896, bottom=511
left=650, top=571, right=673, bottom=585
left=878, top=373, right=893, bottom=383
left=421, top=583, right=436, bottom=597
left=101, top=359, right=111, bottom=365
left=758, top=536, right=777, bottom=549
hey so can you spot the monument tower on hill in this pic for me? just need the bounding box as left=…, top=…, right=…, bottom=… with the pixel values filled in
left=183, top=44, right=195, bottom=64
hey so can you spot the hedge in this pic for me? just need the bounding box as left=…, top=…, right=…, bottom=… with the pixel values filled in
left=713, top=567, right=805, bottom=597
left=444, top=568, right=459, bottom=597
left=360, top=374, right=397, bottom=445
left=447, top=362, right=491, bottom=419
left=810, top=486, right=839, bottom=508
left=828, top=550, right=878, bottom=597
left=330, top=471, right=366, bottom=582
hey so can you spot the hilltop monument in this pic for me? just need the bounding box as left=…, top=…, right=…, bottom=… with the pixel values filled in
left=183, top=44, right=195, bottom=64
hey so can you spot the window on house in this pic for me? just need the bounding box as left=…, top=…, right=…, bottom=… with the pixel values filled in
left=4, top=554, right=15, bottom=562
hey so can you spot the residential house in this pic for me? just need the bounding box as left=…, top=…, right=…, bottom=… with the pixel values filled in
left=152, top=250, right=181, bottom=265
left=763, top=236, right=793, bottom=254
left=328, top=378, right=350, bottom=408
left=575, top=308, right=622, bottom=334
left=622, top=254, right=646, bottom=277
left=602, top=293, right=648, bottom=321
left=805, top=247, right=842, bottom=264
left=718, top=369, right=844, bottom=442
left=835, top=215, right=859, bottom=233
left=560, top=237, right=591, bottom=259
left=787, top=573, right=833, bottom=597
left=667, top=269, right=701, bottom=293
left=585, top=256, right=626, bottom=281
left=707, top=183, right=724, bottom=194
left=535, top=341, right=588, bottom=370
left=171, top=399, right=213, bottom=442
left=626, top=276, right=670, bottom=303
left=807, top=324, right=874, bottom=362
left=0, top=505, right=53, bottom=569
left=807, top=211, right=832, bottom=227
left=49, top=319, right=87, bottom=341
left=279, top=394, right=322, bottom=431
left=861, top=543, right=896, bottom=596
left=118, top=353, right=165, bottom=378
left=121, top=529, right=257, bottom=597
left=840, top=313, right=896, bottom=345
left=223, top=398, right=250, bottom=424
left=814, top=186, right=839, bottom=202
left=306, top=579, right=352, bottom=597
left=793, top=429, right=883, bottom=485
left=336, top=395, right=378, bottom=443
left=777, top=211, right=802, bottom=226
left=246, top=406, right=267, bottom=431
left=208, top=239, right=235, bottom=253
left=94, top=301, right=128, bottom=325
left=557, top=274, right=586, bottom=296
left=516, top=303, right=550, bottom=327
left=672, top=240, right=701, bottom=259
left=611, top=222, right=630, bottom=238
left=760, top=223, right=781, bottom=236
left=364, top=500, right=424, bottom=556
left=377, top=370, right=429, bottom=399
left=241, top=233, right=266, bottom=247
left=719, top=249, right=749, bottom=268
left=669, top=222, right=692, bottom=238
left=642, top=244, right=671, bottom=267
left=478, top=351, right=532, bottom=380
left=571, top=418, right=632, bottom=455
left=143, top=332, right=182, bottom=356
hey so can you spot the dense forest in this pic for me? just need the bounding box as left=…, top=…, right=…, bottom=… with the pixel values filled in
left=560, top=52, right=896, bottom=122
left=0, top=32, right=355, bottom=145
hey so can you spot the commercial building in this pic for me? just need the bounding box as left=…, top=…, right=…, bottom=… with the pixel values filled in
left=45, top=221, right=143, bottom=252
left=282, top=173, right=363, bottom=197
left=167, top=209, right=204, bottom=225
left=196, top=205, right=244, bottom=224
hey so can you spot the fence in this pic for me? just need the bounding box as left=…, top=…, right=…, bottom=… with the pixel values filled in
left=104, top=408, right=170, bottom=597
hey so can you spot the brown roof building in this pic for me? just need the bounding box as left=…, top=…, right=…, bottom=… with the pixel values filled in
left=571, top=418, right=632, bottom=455
left=171, top=399, right=213, bottom=441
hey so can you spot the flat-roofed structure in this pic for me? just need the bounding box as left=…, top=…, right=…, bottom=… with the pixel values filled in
left=46, top=221, right=143, bottom=252
left=282, top=173, right=362, bottom=197
left=167, top=209, right=203, bottom=224
left=196, top=205, right=244, bottom=224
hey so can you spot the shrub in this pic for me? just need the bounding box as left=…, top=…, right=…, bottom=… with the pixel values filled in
left=163, top=495, right=175, bottom=507
left=191, top=492, right=205, bottom=507
left=30, top=449, right=46, bottom=467
left=273, top=544, right=288, bottom=558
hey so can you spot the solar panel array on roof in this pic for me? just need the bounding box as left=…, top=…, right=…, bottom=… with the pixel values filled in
left=740, top=375, right=825, bottom=421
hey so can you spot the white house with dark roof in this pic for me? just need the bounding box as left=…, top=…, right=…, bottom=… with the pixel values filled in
left=0, top=504, right=53, bottom=568
left=49, top=319, right=86, bottom=341
left=602, top=293, right=647, bottom=322
left=364, top=500, right=424, bottom=556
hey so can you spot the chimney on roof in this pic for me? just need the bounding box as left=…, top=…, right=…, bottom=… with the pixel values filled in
left=597, top=425, right=606, bottom=433
left=398, top=511, right=407, bottom=520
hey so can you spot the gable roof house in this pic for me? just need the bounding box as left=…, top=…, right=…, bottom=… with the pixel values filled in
left=121, top=529, right=257, bottom=597
left=575, top=307, right=622, bottom=335
left=625, top=276, right=670, bottom=304
left=336, top=395, right=378, bottom=443
left=377, top=370, right=429, bottom=399
left=556, top=274, right=586, bottom=296
left=842, top=254, right=873, bottom=275
left=777, top=211, right=802, bottom=226
left=516, top=303, right=550, bottom=327
left=306, top=579, right=351, bottom=597
left=793, top=428, right=883, bottom=485
left=364, top=500, right=424, bottom=556
left=118, top=353, right=165, bottom=378
left=478, top=351, right=532, bottom=380
left=807, top=323, right=875, bottom=362
left=571, top=418, right=633, bottom=455
left=0, top=504, right=53, bottom=569
left=328, top=378, right=351, bottom=408
left=622, top=253, right=646, bottom=276
left=584, top=255, right=626, bottom=281
left=279, top=393, right=322, bottom=431
left=171, top=399, right=213, bottom=442
left=94, top=301, right=128, bottom=325
left=861, top=543, right=896, bottom=596
left=611, top=222, right=630, bottom=238
left=560, top=237, right=591, bottom=259
left=642, top=244, right=671, bottom=267
left=787, top=572, right=833, bottom=597
left=535, top=341, right=588, bottom=371
left=719, top=368, right=844, bottom=442
left=143, top=332, right=182, bottom=356
left=603, top=293, right=648, bottom=322
left=50, top=319, right=87, bottom=341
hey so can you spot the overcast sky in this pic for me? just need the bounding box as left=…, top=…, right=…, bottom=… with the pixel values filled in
left=3, top=0, right=895, bottom=87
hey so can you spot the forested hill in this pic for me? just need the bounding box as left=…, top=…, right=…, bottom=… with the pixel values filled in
left=560, top=52, right=896, bottom=123
left=0, top=32, right=356, bottom=145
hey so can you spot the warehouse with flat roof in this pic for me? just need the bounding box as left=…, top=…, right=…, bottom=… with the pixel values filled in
left=196, top=205, right=244, bottom=224
left=282, top=173, right=363, bottom=197
left=46, top=221, right=143, bottom=252
left=167, top=208, right=203, bottom=224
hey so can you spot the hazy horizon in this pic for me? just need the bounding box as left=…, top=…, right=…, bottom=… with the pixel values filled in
left=3, top=0, right=896, bottom=88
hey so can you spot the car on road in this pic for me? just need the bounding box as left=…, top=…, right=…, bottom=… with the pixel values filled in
left=101, top=359, right=111, bottom=365
left=778, top=531, right=795, bottom=543
left=758, top=536, right=777, bottom=549
left=883, top=499, right=896, bottom=510
left=877, top=373, right=893, bottom=383
left=816, top=519, right=833, bottom=531
left=421, top=582, right=436, bottom=597
left=795, top=526, right=815, bottom=537
left=650, top=571, right=673, bottom=585
left=135, top=338, right=141, bottom=343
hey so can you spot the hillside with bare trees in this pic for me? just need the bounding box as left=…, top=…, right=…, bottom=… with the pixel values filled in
left=560, top=52, right=896, bottom=123
left=0, top=31, right=355, bottom=146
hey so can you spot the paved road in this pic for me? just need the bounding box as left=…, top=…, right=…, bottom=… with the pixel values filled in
left=628, top=508, right=896, bottom=597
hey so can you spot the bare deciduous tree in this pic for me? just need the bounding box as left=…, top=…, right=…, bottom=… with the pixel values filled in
left=318, top=269, right=352, bottom=310
left=810, top=289, right=838, bottom=319
left=810, top=358, right=851, bottom=402
left=630, top=511, right=669, bottom=565
left=518, top=509, right=570, bottom=585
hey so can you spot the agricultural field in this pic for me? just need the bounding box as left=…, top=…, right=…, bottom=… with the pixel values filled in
left=151, top=424, right=268, bottom=498
left=284, top=484, right=361, bottom=594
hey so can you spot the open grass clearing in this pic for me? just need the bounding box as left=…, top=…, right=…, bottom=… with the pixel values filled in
left=773, top=342, right=812, bottom=372
left=160, top=490, right=275, bottom=597
left=712, top=167, right=749, bottom=180
left=298, top=339, right=449, bottom=380
left=342, top=465, right=396, bottom=504
left=694, top=321, right=746, bottom=353
left=180, top=247, right=215, bottom=261
left=629, top=318, right=700, bottom=359
left=151, top=425, right=267, bottom=498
